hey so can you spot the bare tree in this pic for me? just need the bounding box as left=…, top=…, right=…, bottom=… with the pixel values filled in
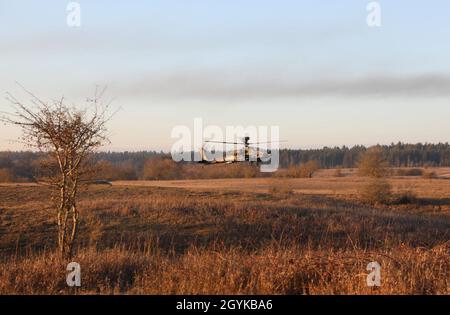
left=358, top=146, right=392, bottom=204
left=1, top=85, right=112, bottom=259
left=358, top=146, right=389, bottom=178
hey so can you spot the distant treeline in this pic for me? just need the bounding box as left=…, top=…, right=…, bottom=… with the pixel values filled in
left=280, top=142, right=450, bottom=168
left=0, top=142, right=449, bottom=182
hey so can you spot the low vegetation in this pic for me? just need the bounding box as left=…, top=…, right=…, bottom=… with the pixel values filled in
left=0, top=181, right=448, bottom=294
left=395, top=168, right=424, bottom=177
left=284, top=160, right=320, bottom=178
left=359, top=178, right=392, bottom=205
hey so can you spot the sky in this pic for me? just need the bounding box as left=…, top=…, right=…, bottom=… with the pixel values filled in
left=1, top=0, right=449, bottom=151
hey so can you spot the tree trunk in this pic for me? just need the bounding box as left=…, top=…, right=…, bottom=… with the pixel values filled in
left=56, top=180, right=79, bottom=260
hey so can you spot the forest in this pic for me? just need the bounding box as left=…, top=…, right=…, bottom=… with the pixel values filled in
left=0, top=142, right=449, bottom=182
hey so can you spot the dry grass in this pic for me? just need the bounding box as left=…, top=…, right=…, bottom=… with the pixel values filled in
left=112, top=170, right=450, bottom=200
left=0, top=172, right=449, bottom=295
left=1, top=244, right=447, bottom=295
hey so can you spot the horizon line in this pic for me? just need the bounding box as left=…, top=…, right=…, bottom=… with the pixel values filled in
left=1, top=141, right=449, bottom=154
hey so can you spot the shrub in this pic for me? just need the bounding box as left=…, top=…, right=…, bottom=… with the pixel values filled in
left=0, top=168, right=15, bottom=182
left=396, top=168, right=423, bottom=176
left=394, top=191, right=418, bottom=205
left=268, top=183, right=294, bottom=197
left=142, top=157, right=180, bottom=180
left=359, top=178, right=392, bottom=205
left=182, top=163, right=260, bottom=179
left=287, top=160, right=320, bottom=178
left=358, top=147, right=389, bottom=178
left=422, top=171, right=438, bottom=179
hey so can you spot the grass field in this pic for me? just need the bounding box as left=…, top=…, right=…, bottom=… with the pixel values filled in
left=0, top=169, right=449, bottom=294
left=114, top=173, right=450, bottom=199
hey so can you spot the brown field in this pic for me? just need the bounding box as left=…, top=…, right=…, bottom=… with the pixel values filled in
left=114, top=172, right=450, bottom=199
left=0, top=168, right=449, bottom=294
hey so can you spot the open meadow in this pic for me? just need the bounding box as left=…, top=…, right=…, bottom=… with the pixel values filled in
left=0, top=169, right=448, bottom=294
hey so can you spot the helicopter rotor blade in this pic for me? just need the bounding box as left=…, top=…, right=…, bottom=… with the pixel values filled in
left=205, top=141, right=244, bottom=145
left=248, top=146, right=273, bottom=149
left=248, top=140, right=287, bottom=145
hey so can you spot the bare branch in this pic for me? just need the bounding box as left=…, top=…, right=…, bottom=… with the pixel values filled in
left=3, top=85, right=115, bottom=259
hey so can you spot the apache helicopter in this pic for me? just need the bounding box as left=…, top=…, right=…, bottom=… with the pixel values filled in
left=198, top=136, right=284, bottom=165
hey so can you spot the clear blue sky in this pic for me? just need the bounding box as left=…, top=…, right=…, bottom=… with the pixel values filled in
left=1, top=0, right=449, bottom=151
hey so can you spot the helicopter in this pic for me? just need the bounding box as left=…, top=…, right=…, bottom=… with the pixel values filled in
left=198, top=136, right=285, bottom=165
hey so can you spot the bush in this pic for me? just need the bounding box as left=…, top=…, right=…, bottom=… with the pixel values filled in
left=396, top=168, right=423, bottom=176
left=359, top=178, right=392, bottom=205
left=93, top=159, right=139, bottom=181
left=287, top=160, right=320, bottom=178
left=143, top=157, right=180, bottom=180
left=268, top=181, right=294, bottom=197
left=358, top=147, right=389, bottom=178
left=181, top=163, right=260, bottom=179
left=0, top=168, right=15, bottom=182
left=422, top=171, right=438, bottom=179
left=394, top=191, right=418, bottom=205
